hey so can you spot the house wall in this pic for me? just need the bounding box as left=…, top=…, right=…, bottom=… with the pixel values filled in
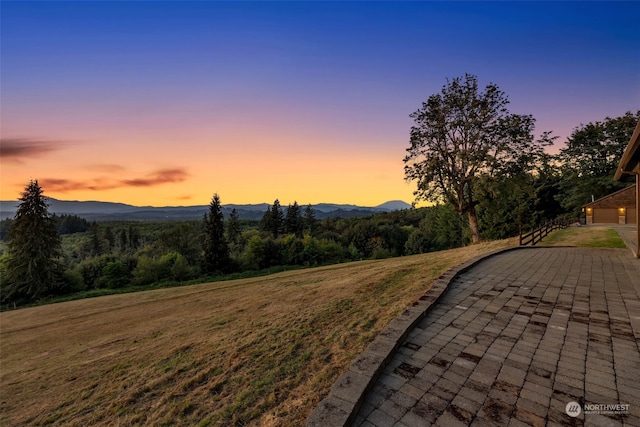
left=588, top=208, right=637, bottom=224
left=585, top=185, right=637, bottom=224
left=627, top=208, right=637, bottom=224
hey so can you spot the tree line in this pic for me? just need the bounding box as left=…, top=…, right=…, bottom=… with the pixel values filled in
left=0, top=185, right=468, bottom=306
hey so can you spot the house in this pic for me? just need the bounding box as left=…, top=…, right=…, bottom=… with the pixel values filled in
left=584, top=185, right=636, bottom=225
left=614, top=119, right=640, bottom=258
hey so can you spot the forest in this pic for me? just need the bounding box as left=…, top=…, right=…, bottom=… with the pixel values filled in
left=1, top=107, right=637, bottom=307
left=0, top=200, right=465, bottom=306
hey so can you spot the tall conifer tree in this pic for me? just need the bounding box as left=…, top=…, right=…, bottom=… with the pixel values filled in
left=202, top=193, right=230, bottom=273
left=3, top=180, right=64, bottom=302
left=304, top=204, right=317, bottom=235
left=260, top=200, right=284, bottom=237
left=227, top=208, right=241, bottom=245
left=285, top=202, right=304, bottom=237
left=119, top=229, right=128, bottom=252
left=269, top=199, right=284, bottom=237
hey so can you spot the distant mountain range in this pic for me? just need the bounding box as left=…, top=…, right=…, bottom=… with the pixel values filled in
left=0, top=199, right=413, bottom=221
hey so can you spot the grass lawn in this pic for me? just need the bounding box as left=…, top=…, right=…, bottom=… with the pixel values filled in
left=0, top=238, right=515, bottom=426
left=540, top=225, right=627, bottom=248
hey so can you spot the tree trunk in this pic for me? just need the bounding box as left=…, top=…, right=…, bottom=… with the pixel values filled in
left=467, top=208, right=480, bottom=243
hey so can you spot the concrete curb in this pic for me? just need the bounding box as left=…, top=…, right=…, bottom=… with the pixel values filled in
left=306, top=246, right=526, bottom=427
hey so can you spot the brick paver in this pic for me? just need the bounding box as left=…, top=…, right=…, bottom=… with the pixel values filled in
left=354, top=247, right=640, bottom=426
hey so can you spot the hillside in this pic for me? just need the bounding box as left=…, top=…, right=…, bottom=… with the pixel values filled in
left=0, top=238, right=514, bottom=426
left=0, top=199, right=412, bottom=221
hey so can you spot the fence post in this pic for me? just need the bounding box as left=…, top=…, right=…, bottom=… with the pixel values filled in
left=519, top=225, right=523, bottom=246
left=521, top=216, right=575, bottom=247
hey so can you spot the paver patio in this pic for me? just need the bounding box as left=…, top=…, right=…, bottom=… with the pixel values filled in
left=354, top=247, right=640, bottom=427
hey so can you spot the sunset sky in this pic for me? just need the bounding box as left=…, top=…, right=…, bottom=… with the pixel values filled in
left=1, top=1, right=639, bottom=207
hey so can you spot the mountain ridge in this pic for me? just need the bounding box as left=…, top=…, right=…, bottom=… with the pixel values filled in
left=0, top=198, right=413, bottom=221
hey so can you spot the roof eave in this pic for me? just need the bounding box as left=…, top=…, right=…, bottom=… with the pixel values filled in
left=584, top=184, right=636, bottom=208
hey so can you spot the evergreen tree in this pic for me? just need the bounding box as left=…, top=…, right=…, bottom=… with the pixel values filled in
left=304, top=204, right=317, bottom=235
left=476, top=173, right=536, bottom=240
left=86, top=222, right=103, bottom=257
left=260, top=199, right=284, bottom=237
left=104, top=226, right=115, bottom=252
left=259, top=206, right=273, bottom=234
left=405, top=204, right=466, bottom=254
left=54, top=214, right=89, bottom=234
left=285, top=202, right=304, bottom=237
left=202, top=193, right=230, bottom=273
left=119, top=229, right=128, bottom=251
left=0, top=218, right=13, bottom=240
left=128, top=225, right=140, bottom=249
left=2, top=180, right=64, bottom=302
left=227, top=208, right=241, bottom=245
left=269, top=199, right=284, bottom=237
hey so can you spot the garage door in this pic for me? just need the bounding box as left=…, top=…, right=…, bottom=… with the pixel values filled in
left=593, top=208, right=618, bottom=223
left=628, top=208, right=637, bottom=224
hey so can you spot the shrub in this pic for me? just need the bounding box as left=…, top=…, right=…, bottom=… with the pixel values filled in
left=132, top=256, right=164, bottom=286
left=170, top=253, right=198, bottom=282
left=282, top=234, right=304, bottom=265
left=317, top=239, right=345, bottom=264
left=62, top=268, right=85, bottom=293
left=302, top=235, right=319, bottom=266
left=98, top=260, right=130, bottom=289
left=241, top=235, right=265, bottom=271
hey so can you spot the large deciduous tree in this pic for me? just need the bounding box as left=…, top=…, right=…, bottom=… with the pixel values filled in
left=2, top=180, right=64, bottom=302
left=557, top=111, right=639, bottom=214
left=202, top=193, right=230, bottom=274
left=404, top=74, right=549, bottom=243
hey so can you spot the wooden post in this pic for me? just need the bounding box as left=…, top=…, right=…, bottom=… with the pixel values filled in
left=519, top=225, right=522, bottom=246
left=636, top=175, right=639, bottom=258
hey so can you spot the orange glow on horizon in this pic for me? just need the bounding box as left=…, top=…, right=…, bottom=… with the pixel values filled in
left=0, top=130, right=417, bottom=207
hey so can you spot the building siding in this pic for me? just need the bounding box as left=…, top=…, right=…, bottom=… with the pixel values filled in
left=627, top=208, right=637, bottom=224
left=585, top=185, right=637, bottom=224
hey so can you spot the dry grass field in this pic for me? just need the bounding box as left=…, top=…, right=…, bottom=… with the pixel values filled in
left=0, top=238, right=515, bottom=426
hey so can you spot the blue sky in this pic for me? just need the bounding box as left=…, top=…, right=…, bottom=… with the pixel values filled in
left=1, top=1, right=639, bottom=206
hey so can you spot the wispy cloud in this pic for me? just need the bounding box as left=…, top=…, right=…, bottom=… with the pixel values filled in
left=40, top=178, right=121, bottom=192
left=122, top=168, right=189, bottom=187
left=0, top=138, right=70, bottom=162
left=87, top=164, right=127, bottom=173
left=40, top=168, right=190, bottom=193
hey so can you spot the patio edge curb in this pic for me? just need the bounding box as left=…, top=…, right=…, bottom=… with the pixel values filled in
left=306, top=245, right=526, bottom=427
